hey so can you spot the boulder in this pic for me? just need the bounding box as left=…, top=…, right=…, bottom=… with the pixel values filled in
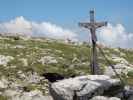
left=90, top=96, right=120, bottom=100
left=50, top=75, right=123, bottom=100
left=124, top=86, right=133, bottom=100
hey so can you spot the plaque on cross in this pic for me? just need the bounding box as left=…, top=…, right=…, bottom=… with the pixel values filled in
left=79, top=10, right=107, bottom=74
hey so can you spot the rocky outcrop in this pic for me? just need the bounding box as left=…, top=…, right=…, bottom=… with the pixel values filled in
left=0, top=55, right=14, bottom=66
left=90, top=96, right=120, bottom=100
left=50, top=75, right=123, bottom=100
left=38, top=56, right=58, bottom=65
left=3, top=89, right=53, bottom=100
left=0, top=71, right=50, bottom=100
left=104, top=56, right=133, bottom=77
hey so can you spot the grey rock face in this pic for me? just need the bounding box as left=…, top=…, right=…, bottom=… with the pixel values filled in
left=90, top=96, right=120, bottom=100
left=128, top=95, right=133, bottom=100
left=124, top=86, right=133, bottom=100
left=50, top=75, right=123, bottom=100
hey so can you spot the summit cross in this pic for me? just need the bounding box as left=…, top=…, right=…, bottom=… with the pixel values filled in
left=79, top=10, right=107, bottom=74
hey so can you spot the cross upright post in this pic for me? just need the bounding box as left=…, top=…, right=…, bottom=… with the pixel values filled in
left=79, top=10, right=107, bottom=75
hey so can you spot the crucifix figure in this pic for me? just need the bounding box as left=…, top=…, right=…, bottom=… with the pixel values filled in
left=79, top=10, right=107, bottom=75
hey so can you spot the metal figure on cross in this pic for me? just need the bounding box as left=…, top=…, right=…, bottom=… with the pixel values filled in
left=79, top=9, right=107, bottom=75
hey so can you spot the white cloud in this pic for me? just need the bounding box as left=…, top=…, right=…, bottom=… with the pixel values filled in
left=0, top=16, right=77, bottom=40
left=0, top=16, right=133, bottom=48
left=31, top=21, right=77, bottom=40
left=0, top=16, right=32, bottom=36
left=97, top=23, right=133, bottom=48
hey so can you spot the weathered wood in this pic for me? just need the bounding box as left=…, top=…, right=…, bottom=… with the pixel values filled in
left=79, top=10, right=107, bottom=75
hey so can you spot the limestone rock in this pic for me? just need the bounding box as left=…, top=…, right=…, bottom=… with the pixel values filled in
left=4, top=89, right=52, bottom=100
left=12, top=45, right=25, bottom=49
left=0, top=76, right=9, bottom=89
left=38, top=56, right=58, bottom=65
left=50, top=75, right=123, bottom=100
left=0, top=55, right=14, bottom=66
left=90, top=96, right=120, bottom=100
left=19, top=58, right=28, bottom=66
left=124, top=86, right=133, bottom=100
left=104, top=56, right=133, bottom=77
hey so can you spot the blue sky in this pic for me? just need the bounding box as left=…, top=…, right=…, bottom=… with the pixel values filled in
left=0, top=0, right=132, bottom=48
left=0, top=0, right=132, bottom=31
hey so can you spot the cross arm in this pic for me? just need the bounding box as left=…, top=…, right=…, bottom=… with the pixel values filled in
left=79, top=22, right=93, bottom=29
left=95, top=22, right=107, bottom=28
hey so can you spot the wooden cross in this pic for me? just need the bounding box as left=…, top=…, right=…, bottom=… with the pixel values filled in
left=79, top=10, right=107, bottom=74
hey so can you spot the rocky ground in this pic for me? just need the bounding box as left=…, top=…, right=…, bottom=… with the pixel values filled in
left=0, top=35, right=132, bottom=100
left=50, top=75, right=133, bottom=100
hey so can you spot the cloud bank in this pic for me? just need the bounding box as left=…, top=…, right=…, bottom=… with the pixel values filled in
left=0, top=16, right=77, bottom=40
left=98, top=23, right=133, bottom=48
left=0, top=16, right=133, bottom=48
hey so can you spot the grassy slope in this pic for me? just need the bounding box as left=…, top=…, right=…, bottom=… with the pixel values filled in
left=0, top=37, right=133, bottom=84
left=0, top=37, right=91, bottom=77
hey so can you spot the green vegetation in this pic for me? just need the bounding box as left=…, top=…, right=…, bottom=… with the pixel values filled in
left=0, top=37, right=92, bottom=77
left=127, top=70, right=133, bottom=77
left=0, top=95, right=8, bottom=100
left=127, top=78, right=133, bottom=86
left=0, top=36, right=133, bottom=85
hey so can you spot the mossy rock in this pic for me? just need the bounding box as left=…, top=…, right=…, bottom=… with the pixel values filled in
left=127, top=70, right=133, bottom=77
